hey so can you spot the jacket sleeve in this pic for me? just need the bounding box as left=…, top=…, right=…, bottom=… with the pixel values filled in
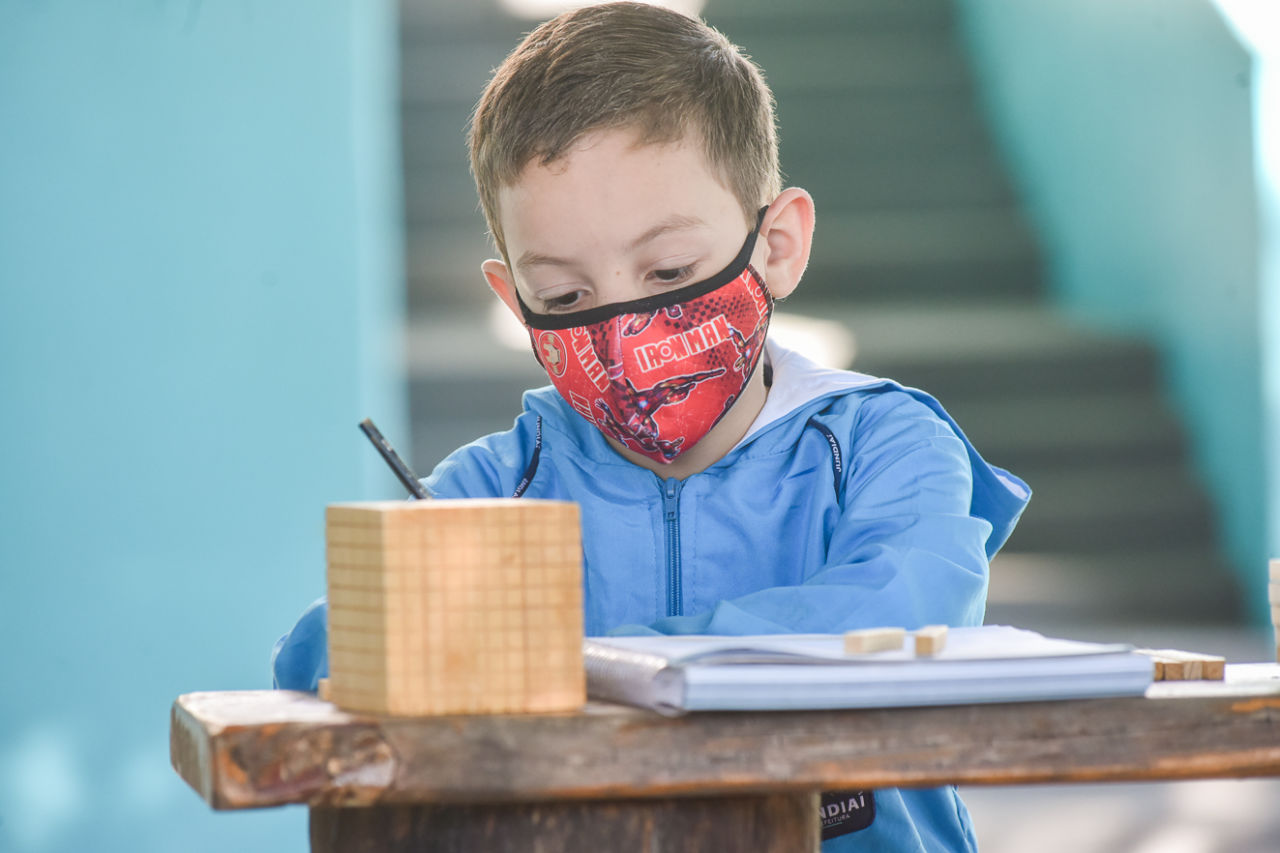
left=611, top=393, right=996, bottom=636
left=268, top=418, right=534, bottom=690
left=270, top=596, right=330, bottom=691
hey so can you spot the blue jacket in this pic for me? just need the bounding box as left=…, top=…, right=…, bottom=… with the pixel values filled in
left=272, top=342, right=1030, bottom=851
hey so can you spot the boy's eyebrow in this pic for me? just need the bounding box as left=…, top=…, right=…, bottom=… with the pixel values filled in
left=514, top=214, right=709, bottom=274
left=627, top=213, right=708, bottom=251
left=515, top=250, right=575, bottom=273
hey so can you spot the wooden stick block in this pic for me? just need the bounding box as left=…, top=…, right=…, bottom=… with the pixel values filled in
left=913, top=625, right=948, bottom=656
left=843, top=627, right=905, bottom=654
left=1157, top=648, right=1223, bottom=681
left=317, top=678, right=331, bottom=702
left=1198, top=656, right=1226, bottom=681
left=1135, top=650, right=1180, bottom=681
left=1136, top=649, right=1225, bottom=681
left=1272, top=604, right=1280, bottom=625
left=1270, top=559, right=1280, bottom=582
left=1271, top=583, right=1280, bottom=605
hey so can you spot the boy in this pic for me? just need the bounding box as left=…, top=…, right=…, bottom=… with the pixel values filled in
left=273, top=3, right=1029, bottom=850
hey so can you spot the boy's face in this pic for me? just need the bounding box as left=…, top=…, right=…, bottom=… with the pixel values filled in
left=481, top=125, right=813, bottom=475
left=483, top=127, right=767, bottom=319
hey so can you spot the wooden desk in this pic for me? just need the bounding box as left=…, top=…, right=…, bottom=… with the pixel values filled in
left=171, top=664, right=1280, bottom=852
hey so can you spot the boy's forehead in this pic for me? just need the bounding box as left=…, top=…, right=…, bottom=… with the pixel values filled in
left=539, top=125, right=697, bottom=170
left=495, top=127, right=742, bottom=251
left=513, top=126, right=709, bottom=188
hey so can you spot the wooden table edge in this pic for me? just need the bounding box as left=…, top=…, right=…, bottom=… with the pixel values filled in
left=171, top=663, right=1280, bottom=811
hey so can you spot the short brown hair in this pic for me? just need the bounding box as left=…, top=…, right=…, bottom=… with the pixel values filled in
left=469, top=2, right=781, bottom=259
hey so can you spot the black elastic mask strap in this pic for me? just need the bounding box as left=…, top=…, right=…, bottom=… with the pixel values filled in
left=517, top=206, right=769, bottom=331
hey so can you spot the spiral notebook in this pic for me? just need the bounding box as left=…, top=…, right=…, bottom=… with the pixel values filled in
left=584, top=625, right=1154, bottom=716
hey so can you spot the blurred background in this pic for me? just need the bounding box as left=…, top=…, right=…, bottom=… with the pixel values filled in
left=3, top=0, right=1280, bottom=850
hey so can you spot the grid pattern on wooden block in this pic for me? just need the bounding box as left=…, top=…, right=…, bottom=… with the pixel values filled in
left=326, top=500, right=585, bottom=715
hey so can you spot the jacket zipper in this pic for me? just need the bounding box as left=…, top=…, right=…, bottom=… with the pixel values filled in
left=662, top=477, right=684, bottom=617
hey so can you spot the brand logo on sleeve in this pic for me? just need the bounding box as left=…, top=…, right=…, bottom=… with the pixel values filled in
left=819, top=789, right=875, bottom=840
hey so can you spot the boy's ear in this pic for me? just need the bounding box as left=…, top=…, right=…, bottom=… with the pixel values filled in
left=759, top=187, right=815, bottom=300
left=482, top=258, right=524, bottom=319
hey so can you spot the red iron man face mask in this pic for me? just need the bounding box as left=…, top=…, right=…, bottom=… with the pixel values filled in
left=516, top=211, right=772, bottom=464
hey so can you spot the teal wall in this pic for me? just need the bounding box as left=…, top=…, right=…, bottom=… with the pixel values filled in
left=956, top=0, right=1267, bottom=618
left=0, top=2, right=404, bottom=851
left=1213, top=7, right=1280, bottom=630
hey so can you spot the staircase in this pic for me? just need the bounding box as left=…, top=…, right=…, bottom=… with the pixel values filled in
left=398, top=0, right=1244, bottom=628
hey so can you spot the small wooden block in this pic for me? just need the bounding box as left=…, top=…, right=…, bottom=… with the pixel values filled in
left=1272, top=604, right=1280, bottom=625
left=1270, top=559, right=1280, bottom=582
left=1270, top=583, right=1280, bottom=605
left=1135, top=650, right=1177, bottom=681
left=1136, top=649, right=1225, bottom=681
left=1163, top=658, right=1191, bottom=680
left=1198, top=656, right=1226, bottom=681
left=317, top=678, right=331, bottom=702
left=844, top=627, right=906, bottom=654
left=913, top=625, right=948, bottom=656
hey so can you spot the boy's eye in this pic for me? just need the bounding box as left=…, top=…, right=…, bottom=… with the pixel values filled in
left=651, top=265, right=695, bottom=284
left=542, top=290, right=586, bottom=313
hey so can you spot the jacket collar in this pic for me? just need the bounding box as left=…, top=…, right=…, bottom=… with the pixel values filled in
left=740, top=340, right=887, bottom=445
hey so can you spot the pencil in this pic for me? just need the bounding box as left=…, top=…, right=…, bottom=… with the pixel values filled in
left=358, top=418, right=430, bottom=500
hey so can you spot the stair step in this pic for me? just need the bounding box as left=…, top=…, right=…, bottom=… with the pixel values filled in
left=802, top=258, right=1041, bottom=303
left=791, top=300, right=1161, bottom=397
left=405, top=226, right=502, bottom=313
left=945, top=391, right=1187, bottom=470
left=411, top=393, right=533, bottom=472
left=401, top=104, right=477, bottom=168
left=404, top=166, right=484, bottom=229
left=400, top=40, right=516, bottom=108
left=1006, top=460, right=1216, bottom=553
left=789, top=152, right=1015, bottom=211
left=860, top=346, right=1161, bottom=399
left=705, top=0, right=953, bottom=32
left=810, top=207, right=1038, bottom=269
left=400, top=0, right=518, bottom=34
left=987, top=550, right=1243, bottom=626
left=780, top=94, right=990, bottom=162
left=407, top=309, right=546, bottom=467
left=741, top=32, right=972, bottom=95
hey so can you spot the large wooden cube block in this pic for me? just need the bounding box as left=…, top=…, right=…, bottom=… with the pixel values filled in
left=325, top=499, right=585, bottom=715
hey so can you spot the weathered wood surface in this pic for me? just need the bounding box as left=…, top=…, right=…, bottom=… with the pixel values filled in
left=309, top=794, right=819, bottom=853
left=171, top=664, right=1280, bottom=811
